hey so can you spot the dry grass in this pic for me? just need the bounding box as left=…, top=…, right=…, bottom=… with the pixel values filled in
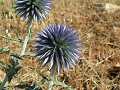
left=0, top=0, right=120, bottom=90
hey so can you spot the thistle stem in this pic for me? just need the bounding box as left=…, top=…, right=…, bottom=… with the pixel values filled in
left=20, top=23, right=32, bottom=56
left=0, top=74, right=8, bottom=90
left=20, top=34, right=29, bottom=56
left=48, top=75, right=75, bottom=90
left=48, top=76, right=54, bottom=90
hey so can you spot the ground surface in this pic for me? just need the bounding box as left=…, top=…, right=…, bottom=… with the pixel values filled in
left=0, top=0, right=120, bottom=90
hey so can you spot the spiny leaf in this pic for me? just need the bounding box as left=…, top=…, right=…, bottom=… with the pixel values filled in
left=6, top=55, right=22, bottom=82
left=7, top=65, right=21, bottom=82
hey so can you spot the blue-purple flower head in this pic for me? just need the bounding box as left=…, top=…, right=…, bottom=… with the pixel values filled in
left=15, top=0, right=51, bottom=23
left=35, top=24, right=81, bottom=75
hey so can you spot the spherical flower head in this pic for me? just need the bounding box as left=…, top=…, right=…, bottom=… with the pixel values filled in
left=35, top=24, right=81, bottom=75
left=15, top=0, right=51, bottom=23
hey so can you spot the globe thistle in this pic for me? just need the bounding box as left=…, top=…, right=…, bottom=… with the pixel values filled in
left=35, top=24, right=81, bottom=75
left=15, top=0, right=51, bottom=23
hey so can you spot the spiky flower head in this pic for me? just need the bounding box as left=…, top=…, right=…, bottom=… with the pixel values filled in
left=15, top=0, right=51, bottom=23
left=35, top=24, right=81, bottom=75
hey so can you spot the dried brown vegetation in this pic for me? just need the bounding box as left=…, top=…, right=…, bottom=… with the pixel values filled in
left=0, top=0, right=120, bottom=90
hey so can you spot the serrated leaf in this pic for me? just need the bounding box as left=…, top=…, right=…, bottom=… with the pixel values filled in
left=7, top=67, right=21, bottom=82
left=4, top=54, right=22, bottom=82
left=7, top=64, right=21, bottom=82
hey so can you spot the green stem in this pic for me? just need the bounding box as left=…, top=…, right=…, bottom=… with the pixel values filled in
left=20, top=23, right=32, bottom=56
left=48, top=76, right=54, bottom=90
left=0, top=74, right=8, bottom=90
left=20, top=34, right=29, bottom=56
left=48, top=76, right=75, bottom=90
